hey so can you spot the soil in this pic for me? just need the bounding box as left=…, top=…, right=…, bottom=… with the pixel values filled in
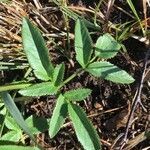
left=0, top=0, right=150, bottom=150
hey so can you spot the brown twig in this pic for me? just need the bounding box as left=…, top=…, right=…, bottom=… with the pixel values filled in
left=118, top=47, right=150, bottom=150
left=105, top=0, right=115, bottom=21
left=123, top=132, right=147, bottom=150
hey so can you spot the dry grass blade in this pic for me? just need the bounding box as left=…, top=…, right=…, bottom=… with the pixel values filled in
left=143, top=0, right=148, bottom=30
left=124, top=132, right=147, bottom=150
left=0, top=0, right=66, bottom=61
left=105, top=0, right=115, bottom=21
left=0, top=0, right=28, bottom=60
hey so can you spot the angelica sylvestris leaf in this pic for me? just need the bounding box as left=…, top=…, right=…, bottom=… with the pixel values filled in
left=0, top=130, right=22, bottom=142
left=26, top=115, right=48, bottom=134
left=22, top=18, right=54, bottom=81
left=5, top=116, right=21, bottom=131
left=75, top=19, right=93, bottom=68
left=68, top=103, right=101, bottom=150
left=19, top=82, right=58, bottom=96
left=64, top=88, right=91, bottom=102
left=52, top=63, right=65, bottom=86
left=86, top=61, right=135, bottom=84
left=49, top=94, right=67, bottom=138
left=95, top=33, right=121, bottom=59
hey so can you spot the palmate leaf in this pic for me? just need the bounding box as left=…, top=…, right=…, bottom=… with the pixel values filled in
left=19, top=82, right=58, bottom=96
left=52, top=63, right=65, bottom=86
left=86, top=61, right=135, bottom=84
left=75, top=19, right=93, bottom=68
left=68, top=103, right=101, bottom=150
left=95, top=33, right=121, bottom=59
left=64, top=88, right=91, bottom=102
left=49, top=94, right=67, bottom=138
left=22, top=18, right=54, bottom=81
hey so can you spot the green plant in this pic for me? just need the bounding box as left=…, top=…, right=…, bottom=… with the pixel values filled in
left=0, top=17, right=135, bottom=150
left=0, top=0, right=11, bottom=3
left=0, top=94, right=43, bottom=149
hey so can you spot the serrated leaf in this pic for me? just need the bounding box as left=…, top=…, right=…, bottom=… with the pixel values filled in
left=86, top=61, right=135, bottom=84
left=95, top=33, right=121, bottom=59
left=26, top=115, right=48, bottom=134
left=75, top=19, right=93, bottom=68
left=64, top=88, right=91, bottom=102
left=49, top=94, right=67, bottom=138
left=5, top=116, right=21, bottom=131
left=0, top=104, right=5, bottom=130
left=22, top=18, right=54, bottom=81
left=1, top=92, right=35, bottom=141
left=0, top=145, right=39, bottom=150
left=0, top=103, right=6, bottom=115
left=68, top=103, right=101, bottom=150
left=0, top=130, right=22, bottom=142
left=52, top=63, right=65, bottom=86
left=19, top=82, right=58, bottom=96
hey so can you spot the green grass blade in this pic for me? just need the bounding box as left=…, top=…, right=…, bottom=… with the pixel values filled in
left=59, top=5, right=100, bottom=30
left=49, top=94, right=67, bottom=138
left=0, top=83, right=31, bottom=92
left=75, top=19, right=93, bottom=68
left=19, top=82, right=58, bottom=96
left=0, top=145, right=39, bottom=150
left=1, top=92, right=35, bottom=141
left=127, top=0, right=145, bottom=35
left=68, top=103, right=101, bottom=150
left=22, top=18, right=54, bottom=81
left=0, top=0, right=11, bottom=3
left=64, top=88, right=91, bottom=102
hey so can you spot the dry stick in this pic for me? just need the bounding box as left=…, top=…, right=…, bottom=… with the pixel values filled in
left=102, top=0, right=135, bottom=19
left=105, top=0, right=115, bottom=21
left=119, top=48, right=150, bottom=150
left=103, top=0, right=115, bottom=32
left=143, top=0, right=147, bottom=31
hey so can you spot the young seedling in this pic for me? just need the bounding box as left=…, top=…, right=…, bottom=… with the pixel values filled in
left=1, top=17, right=135, bottom=150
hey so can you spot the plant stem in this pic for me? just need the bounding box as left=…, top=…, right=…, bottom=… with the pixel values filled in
left=119, top=48, right=150, bottom=150
left=0, top=83, right=31, bottom=92
left=59, top=68, right=84, bottom=88
left=94, top=0, right=104, bottom=25
left=89, top=56, right=97, bottom=63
